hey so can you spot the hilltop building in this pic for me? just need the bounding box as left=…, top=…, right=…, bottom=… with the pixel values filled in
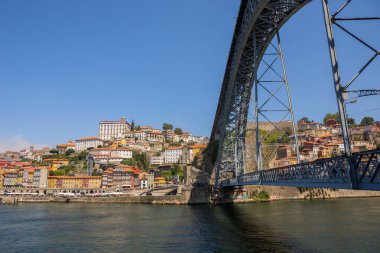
left=75, top=137, right=103, bottom=151
left=99, top=117, right=131, bottom=141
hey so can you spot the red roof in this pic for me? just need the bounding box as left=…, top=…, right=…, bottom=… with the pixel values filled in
left=77, top=137, right=101, bottom=141
left=57, top=143, right=76, bottom=148
left=166, top=146, right=184, bottom=150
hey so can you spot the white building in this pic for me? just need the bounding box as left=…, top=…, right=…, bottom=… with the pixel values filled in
left=164, top=146, right=193, bottom=164
left=89, top=148, right=112, bottom=156
left=75, top=137, right=103, bottom=151
left=150, top=156, right=164, bottom=166
left=99, top=117, right=131, bottom=141
left=94, top=156, right=123, bottom=164
left=134, top=131, right=146, bottom=141
left=146, top=130, right=164, bottom=142
left=164, top=146, right=183, bottom=164
left=56, top=143, right=76, bottom=154
left=33, top=168, right=48, bottom=188
left=140, top=126, right=154, bottom=132
left=140, top=173, right=154, bottom=190
left=89, top=148, right=132, bottom=165
left=110, top=149, right=133, bottom=159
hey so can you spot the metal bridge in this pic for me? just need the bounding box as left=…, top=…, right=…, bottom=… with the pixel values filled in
left=210, top=0, right=380, bottom=191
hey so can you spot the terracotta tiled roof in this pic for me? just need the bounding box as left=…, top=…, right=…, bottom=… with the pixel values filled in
left=57, top=143, right=76, bottom=148
left=77, top=137, right=101, bottom=141
left=189, top=144, right=207, bottom=149
left=166, top=146, right=184, bottom=150
left=48, top=176, right=102, bottom=179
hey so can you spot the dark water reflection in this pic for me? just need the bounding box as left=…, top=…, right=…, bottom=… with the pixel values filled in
left=1, top=198, right=380, bottom=252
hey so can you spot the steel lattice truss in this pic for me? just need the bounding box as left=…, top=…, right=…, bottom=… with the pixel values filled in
left=221, top=149, right=380, bottom=190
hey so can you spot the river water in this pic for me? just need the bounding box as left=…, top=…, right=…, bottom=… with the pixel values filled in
left=1, top=198, right=380, bottom=252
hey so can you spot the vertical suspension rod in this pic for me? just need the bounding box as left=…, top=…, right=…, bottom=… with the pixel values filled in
left=276, top=31, right=300, bottom=163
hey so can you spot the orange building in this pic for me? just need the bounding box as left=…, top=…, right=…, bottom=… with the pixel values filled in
left=189, top=144, right=207, bottom=157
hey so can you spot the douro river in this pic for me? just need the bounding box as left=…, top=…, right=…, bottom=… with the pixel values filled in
left=1, top=198, right=380, bottom=252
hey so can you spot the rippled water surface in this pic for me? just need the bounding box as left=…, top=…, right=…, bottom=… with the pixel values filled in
left=1, top=198, right=380, bottom=252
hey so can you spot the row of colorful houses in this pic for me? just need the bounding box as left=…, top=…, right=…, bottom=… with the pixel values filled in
left=0, top=164, right=158, bottom=190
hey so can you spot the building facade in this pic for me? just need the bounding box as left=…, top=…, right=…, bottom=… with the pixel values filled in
left=99, top=117, right=131, bottom=141
left=48, top=176, right=102, bottom=189
left=75, top=137, right=103, bottom=151
left=101, top=165, right=136, bottom=189
left=57, top=143, right=76, bottom=154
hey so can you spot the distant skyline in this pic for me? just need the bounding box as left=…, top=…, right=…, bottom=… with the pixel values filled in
left=0, top=0, right=379, bottom=152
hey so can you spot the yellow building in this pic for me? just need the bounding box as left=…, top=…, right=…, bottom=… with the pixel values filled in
left=48, top=176, right=102, bottom=189
left=111, top=137, right=127, bottom=148
left=3, top=170, right=23, bottom=188
left=43, top=158, right=70, bottom=171
left=312, top=129, right=331, bottom=138
left=318, top=147, right=332, bottom=158
left=154, top=176, right=166, bottom=187
left=190, top=144, right=207, bottom=157
left=0, top=171, right=4, bottom=188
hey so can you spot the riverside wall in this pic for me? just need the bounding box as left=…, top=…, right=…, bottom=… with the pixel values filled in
left=0, top=195, right=186, bottom=205
left=243, top=185, right=380, bottom=200
left=2, top=186, right=380, bottom=205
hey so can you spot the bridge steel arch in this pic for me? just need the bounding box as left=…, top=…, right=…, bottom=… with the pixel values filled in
left=210, top=0, right=311, bottom=190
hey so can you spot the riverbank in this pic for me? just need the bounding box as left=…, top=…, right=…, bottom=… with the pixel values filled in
left=245, top=185, right=380, bottom=200
left=2, top=185, right=380, bottom=205
left=2, top=191, right=380, bottom=205
left=0, top=195, right=186, bottom=205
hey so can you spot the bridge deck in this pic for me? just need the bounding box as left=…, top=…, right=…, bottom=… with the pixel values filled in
left=221, top=149, right=380, bottom=191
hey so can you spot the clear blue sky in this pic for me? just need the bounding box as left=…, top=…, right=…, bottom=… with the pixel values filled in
left=0, top=0, right=379, bottom=151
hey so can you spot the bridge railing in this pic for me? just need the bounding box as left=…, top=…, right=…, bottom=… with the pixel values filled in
left=221, top=149, right=380, bottom=190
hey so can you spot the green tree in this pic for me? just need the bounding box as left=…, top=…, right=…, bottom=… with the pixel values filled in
left=360, top=116, right=374, bottom=126
left=174, top=128, right=183, bottom=135
left=65, top=148, right=75, bottom=156
left=377, top=143, right=380, bottom=149
left=49, top=170, right=65, bottom=176
left=92, top=170, right=103, bottom=176
left=257, top=190, right=270, bottom=200
left=163, top=123, right=173, bottom=130
left=171, top=163, right=181, bottom=175
left=77, top=151, right=88, bottom=160
left=347, top=117, right=356, bottom=125
left=57, top=165, right=75, bottom=175
left=97, top=145, right=103, bottom=148
left=169, top=141, right=182, bottom=147
left=161, top=171, right=172, bottom=181
left=323, top=112, right=340, bottom=124
left=132, top=151, right=149, bottom=169
left=263, top=130, right=290, bottom=144
left=135, top=125, right=141, bottom=131
left=49, top=149, right=59, bottom=154
left=300, top=117, right=310, bottom=122
left=131, top=120, right=135, bottom=131
left=121, top=158, right=137, bottom=166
